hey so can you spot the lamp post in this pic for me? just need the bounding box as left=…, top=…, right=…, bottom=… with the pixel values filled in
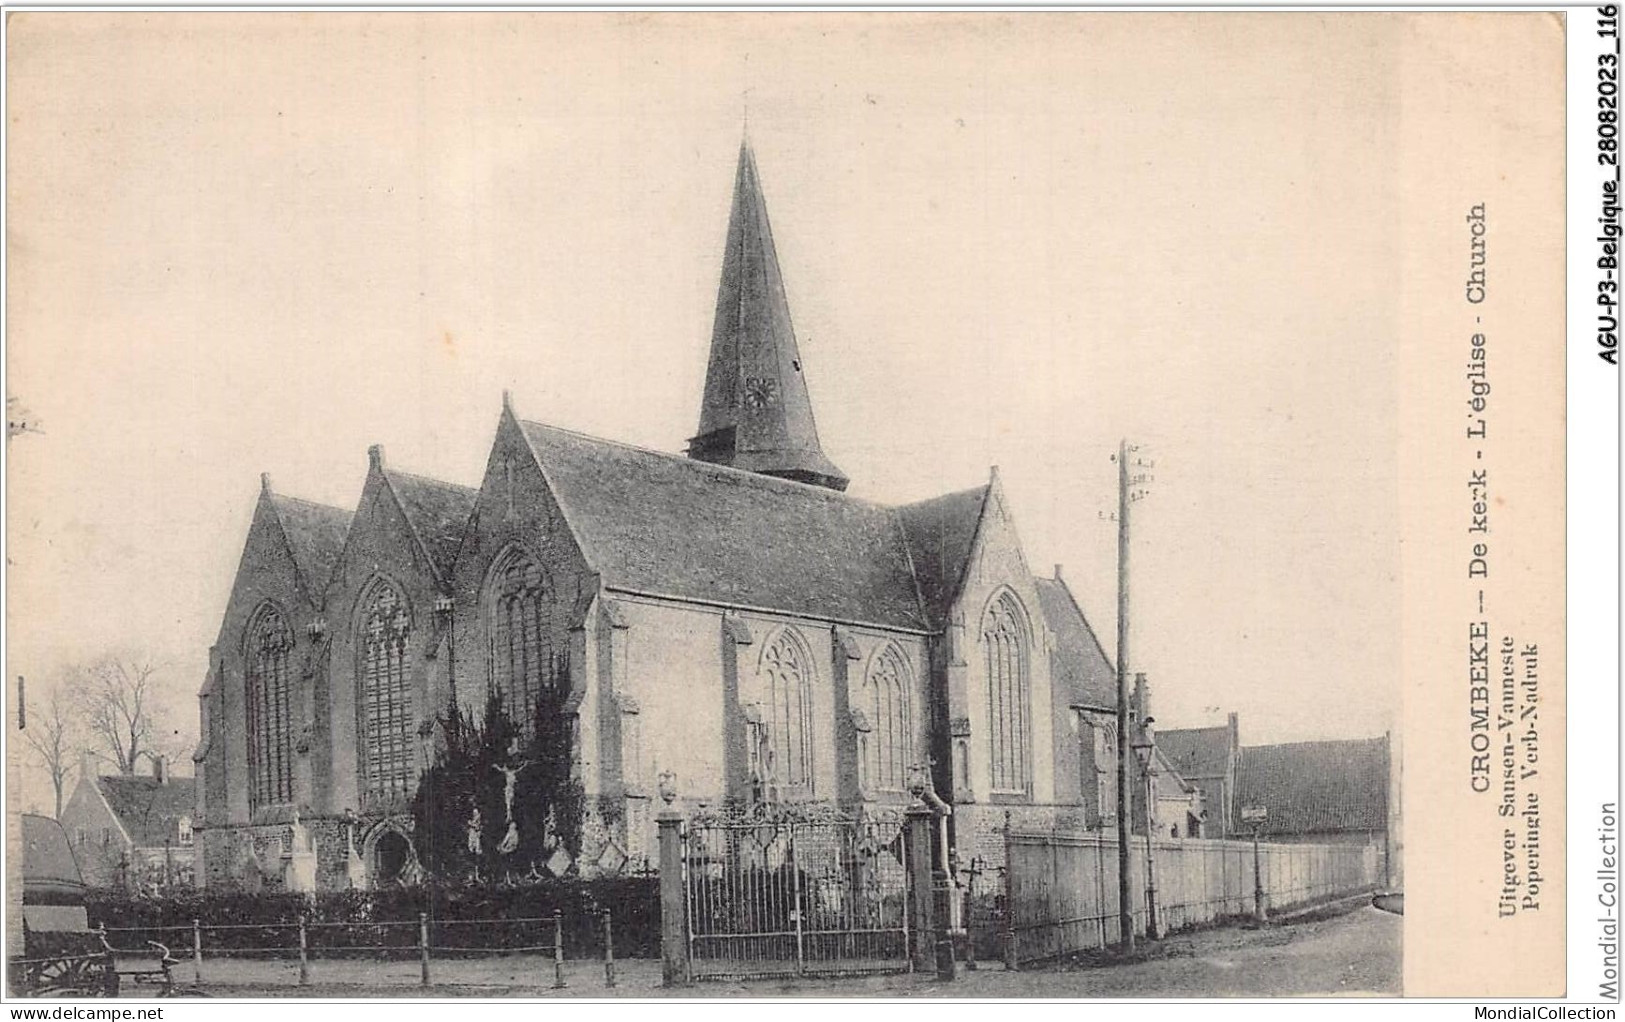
left=1131, top=716, right=1159, bottom=941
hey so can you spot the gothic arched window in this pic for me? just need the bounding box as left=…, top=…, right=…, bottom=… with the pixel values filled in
left=489, top=550, right=557, bottom=730
left=244, top=604, right=294, bottom=811
left=983, top=593, right=1030, bottom=794
left=760, top=630, right=814, bottom=793
left=1093, top=718, right=1119, bottom=820
left=358, top=580, right=413, bottom=807
left=865, top=644, right=912, bottom=792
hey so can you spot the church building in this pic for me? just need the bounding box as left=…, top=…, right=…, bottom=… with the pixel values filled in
left=193, top=140, right=1128, bottom=890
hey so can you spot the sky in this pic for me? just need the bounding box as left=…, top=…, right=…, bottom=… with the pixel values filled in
left=5, top=13, right=1403, bottom=805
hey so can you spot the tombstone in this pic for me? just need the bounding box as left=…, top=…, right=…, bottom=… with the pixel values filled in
left=237, top=838, right=265, bottom=894
left=281, top=810, right=319, bottom=893
left=343, top=820, right=367, bottom=890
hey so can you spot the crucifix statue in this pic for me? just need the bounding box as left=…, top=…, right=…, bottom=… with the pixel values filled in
left=492, top=740, right=533, bottom=855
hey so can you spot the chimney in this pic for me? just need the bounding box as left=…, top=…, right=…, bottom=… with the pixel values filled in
left=79, top=751, right=98, bottom=783
left=1133, top=672, right=1150, bottom=722
left=1053, top=563, right=1064, bottom=582
left=1228, top=711, right=1240, bottom=753
left=153, top=755, right=167, bottom=785
left=368, top=444, right=385, bottom=471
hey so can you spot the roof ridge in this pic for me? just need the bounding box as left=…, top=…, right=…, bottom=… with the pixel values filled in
left=386, top=466, right=479, bottom=495
left=897, top=483, right=993, bottom=511
left=269, top=491, right=353, bottom=517
left=521, top=418, right=895, bottom=510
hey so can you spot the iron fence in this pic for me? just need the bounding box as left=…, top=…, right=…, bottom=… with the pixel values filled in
left=683, top=805, right=912, bottom=980
left=94, top=907, right=625, bottom=989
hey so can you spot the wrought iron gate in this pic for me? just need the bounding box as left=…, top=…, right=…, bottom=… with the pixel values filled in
left=682, top=804, right=912, bottom=979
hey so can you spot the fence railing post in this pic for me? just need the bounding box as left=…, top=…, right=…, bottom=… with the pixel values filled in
left=191, top=918, right=203, bottom=987
left=298, top=914, right=310, bottom=986
left=904, top=805, right=935, bottom=973
left=602, top=909, right=616, bottom=988
left=1252, top=831, right=1267, bottom=923
left=657, top=809, right=691, bottom=986
left=552, top=910, right=567, bottom=989
left=418, top=912, right=430, bottom=988
left=1002, top=811, right=1017, bottom=971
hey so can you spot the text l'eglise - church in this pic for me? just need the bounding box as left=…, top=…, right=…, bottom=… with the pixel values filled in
left=193, top=139, right=1129, bottom=891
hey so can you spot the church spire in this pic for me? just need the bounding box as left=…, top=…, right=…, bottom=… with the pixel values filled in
left=687, top=139, right=849, bottom=492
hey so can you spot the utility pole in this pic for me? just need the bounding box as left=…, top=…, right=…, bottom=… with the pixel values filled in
left=1106, top=440, right=1155, bottom=952
left=1114, top=439, right=1134, bottom=953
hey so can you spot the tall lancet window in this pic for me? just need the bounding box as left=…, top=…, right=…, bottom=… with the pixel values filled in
left=983, top=593, right=1031, bottom=795
left=358, top=581, right=414, bottom=807
left=490, top=551, right=555, bottom=731
left=759, top=630, right=814, bottom=794
left=244, top=604, right=294, bottom=811
left=865, top=644, right=912, bottom=792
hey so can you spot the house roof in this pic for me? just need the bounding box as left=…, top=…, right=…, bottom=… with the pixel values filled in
left=1033, top=576, right=1117, bottom=709
left=94, top=776, right=196, bottom=848
left=387, top=469, right=478, bottom=581
left=897, top=486, right=990, bottom=629
left=1235, top=737, right=1390, bottom=835
left=1158, top=725, right=1234, bottom=781
left=521, top=420, right=931, bottom=631
left=268, top=492, right=352, bottom=597
left=1150, top=746, right=1198, bottom=794
left=21, top=814, right=84, bottom=895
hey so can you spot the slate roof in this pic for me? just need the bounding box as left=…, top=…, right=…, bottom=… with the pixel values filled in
left=897, top=487, right=990, bottom=629
left=1158, top=725, right=1234, bottom=780
left=269, top=493, right=352, bottom=596
left=21, top=814, right=84, bottom=894
left=95, top=776, right=196, bottom=848
left=1033, top=576, right=1117, bottom=709
left=1234, top=737, right=1390, bottom=835
left=521, top=420, right=930, bottom=631
left=388, top=469, right=478, bottom=581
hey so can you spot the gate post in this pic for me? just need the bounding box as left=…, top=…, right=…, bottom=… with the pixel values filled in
left=658, top=807, right=691, bottom=987
left=904, top=805, right=935, bottom=973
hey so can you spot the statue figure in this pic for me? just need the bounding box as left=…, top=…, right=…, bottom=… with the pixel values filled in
left=492, top=757, right=532, bottom=855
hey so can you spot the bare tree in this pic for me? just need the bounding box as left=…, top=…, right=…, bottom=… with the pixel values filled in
left=86, top=656, right=166, bottom=776
left=21, top=685, right=81, bottom=818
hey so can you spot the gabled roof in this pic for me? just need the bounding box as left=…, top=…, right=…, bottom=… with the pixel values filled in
left=1033, top=575, right=1117, bottom=709
left=897, top=486, right=989, bottom=629
left=688, top=140, right=847, bottom=492
left=1149, top=746, right=1198, bottom=794
left=385, top=468, right=478, bottom=582
left=267, top=489, right=352, bottom=598
left=94, top=776, right=196, bottom=848
left=521, top=420, right=929, bottom=631
left=1158, top=725, right=1234, bottom=781
left=1235, top=736, right=1390, bottom=835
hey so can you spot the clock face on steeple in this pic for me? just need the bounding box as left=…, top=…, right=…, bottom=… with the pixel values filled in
left=743, top=376, right=779, bottom=410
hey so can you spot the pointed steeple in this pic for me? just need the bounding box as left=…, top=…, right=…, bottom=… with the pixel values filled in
left=687, top=139, right=849, bottom=492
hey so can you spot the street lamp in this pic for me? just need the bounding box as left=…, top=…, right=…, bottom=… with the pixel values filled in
left=1130, top=716, right=1160, bottom=941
